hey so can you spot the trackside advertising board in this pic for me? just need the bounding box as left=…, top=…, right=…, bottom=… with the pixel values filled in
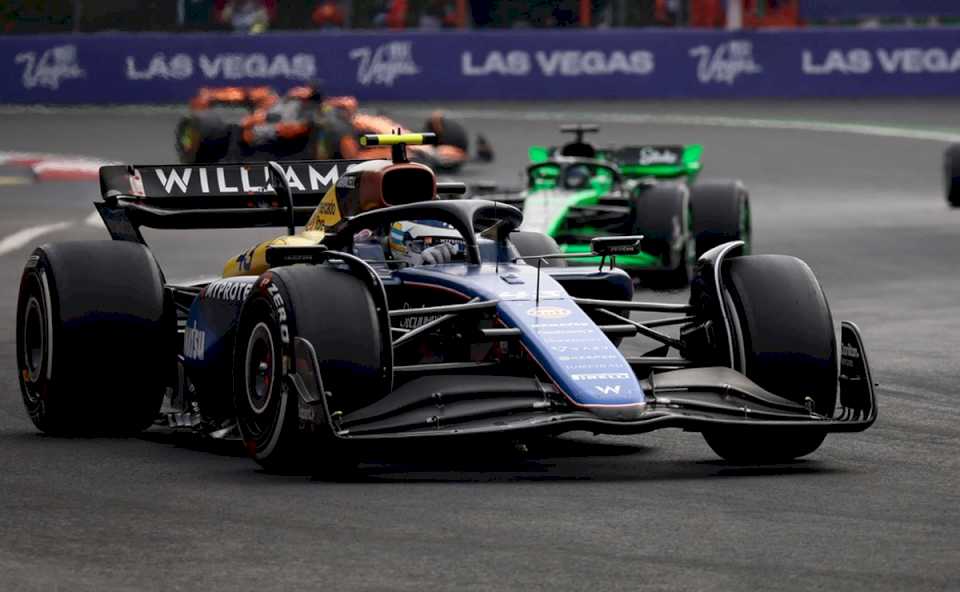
left=3, top=28, right=960, bottom=103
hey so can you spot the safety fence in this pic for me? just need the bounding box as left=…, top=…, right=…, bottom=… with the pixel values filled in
left=3, top=28, right=960, bottom=103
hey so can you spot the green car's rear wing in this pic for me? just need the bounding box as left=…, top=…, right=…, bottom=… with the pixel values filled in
left=528, top=144, right=703, bottom=181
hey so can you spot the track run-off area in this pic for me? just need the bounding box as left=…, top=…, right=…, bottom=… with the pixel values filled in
left=0, top=100, right=957, bottom=591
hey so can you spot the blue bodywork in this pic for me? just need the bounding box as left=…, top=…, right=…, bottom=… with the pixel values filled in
left=184, top=258, right=644, bottom=411
left=396, top=263, right=645, bottom=408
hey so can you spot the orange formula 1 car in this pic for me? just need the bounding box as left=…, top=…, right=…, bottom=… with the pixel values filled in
left=175, top=84, right=492, bottom=172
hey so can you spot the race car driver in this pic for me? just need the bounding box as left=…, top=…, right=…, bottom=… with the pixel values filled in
left=353, top=220, right=464, bottom=266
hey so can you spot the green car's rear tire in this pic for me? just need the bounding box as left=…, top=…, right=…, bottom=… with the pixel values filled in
left=16, top=242, right=170, bottom=435
left=944, top=144, right=960, bottom=207
left=702, top=254, right=836, bottom=463
left=630, top=184, right=693, bottom=289
left=690, top=180, right=751, bottom=257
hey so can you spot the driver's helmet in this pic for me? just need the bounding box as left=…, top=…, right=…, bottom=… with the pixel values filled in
left=388, top=220, right=465, bottom=263
left=563, top=164, right=592, bottom=189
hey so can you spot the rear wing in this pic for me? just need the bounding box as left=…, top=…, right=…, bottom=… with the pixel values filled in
left=96, top=160, right=363, bottom=243
left=599, top=145, right=703, bottom=179
left=527, top=144, right=703, bottom=180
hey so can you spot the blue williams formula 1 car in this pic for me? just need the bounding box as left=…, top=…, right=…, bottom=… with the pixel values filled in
left=15, top=134, right=875, bottom=473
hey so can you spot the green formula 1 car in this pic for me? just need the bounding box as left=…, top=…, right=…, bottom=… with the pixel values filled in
left=483, top=125, right=751, bottom=288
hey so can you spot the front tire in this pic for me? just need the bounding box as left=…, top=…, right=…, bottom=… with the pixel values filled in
left=16, top=242, right=169, bottom=435
left=234, top=265, right=390, bottom=472
left=702, top=254, right=836, bottom=463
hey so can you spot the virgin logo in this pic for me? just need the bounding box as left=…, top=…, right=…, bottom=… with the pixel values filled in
left=15, top=45, right=86, bottom=90
left=350, top=41, right=419, bottom=86
left=689, top=40, right=762, bottom=85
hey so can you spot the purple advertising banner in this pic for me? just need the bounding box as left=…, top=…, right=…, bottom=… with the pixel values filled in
left=2, top=28, right=960, bottom=104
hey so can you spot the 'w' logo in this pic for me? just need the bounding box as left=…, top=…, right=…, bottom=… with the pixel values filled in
left=594, top=385, right=621, bottom=396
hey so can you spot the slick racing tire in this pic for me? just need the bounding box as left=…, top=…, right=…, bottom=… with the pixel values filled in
left=234, top=265, right=390, bottom=473
left=424, top=112, right=469, bottom=152
left=944, top=143, right=960, bottom=207
left=175, top=112, right=233, bottom=164
left=630, top=184, right=694, bottom=289
left=702, top=255, right=836, bottom=464
left=509, top=231, right=567, bottom=268
left=690, top=180, right=751, bottom=258
left=16, top=241, right=169, bottom=435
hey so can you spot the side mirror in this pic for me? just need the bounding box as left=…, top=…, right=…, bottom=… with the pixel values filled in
left=590, top=235, right=643, bottom=256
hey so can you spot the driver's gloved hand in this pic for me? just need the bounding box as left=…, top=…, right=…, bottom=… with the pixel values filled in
left=417, top=242, right=456, bottom=265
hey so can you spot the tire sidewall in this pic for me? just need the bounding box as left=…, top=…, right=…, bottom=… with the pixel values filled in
left=16, top=258, right=59, bottom=431
left=233, top=274, right=301, bottom=467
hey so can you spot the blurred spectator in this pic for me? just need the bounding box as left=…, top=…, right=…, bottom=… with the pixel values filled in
left=217, top=0, right=274, bottom=33
left=418, top=0, right=458, bottom=28
left=312, top=0, right=345, bottom=28
left=690, top=0, right=724, bottom=27
left=371, top=0, right=409, bottom=28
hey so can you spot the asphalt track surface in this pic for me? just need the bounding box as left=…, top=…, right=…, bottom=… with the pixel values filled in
left=0, top=100, right=958, bottom=591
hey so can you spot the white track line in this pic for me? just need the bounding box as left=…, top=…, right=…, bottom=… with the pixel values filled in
left=399, top=108, right=960, bottom=144
left=0, top=221, right=74, bottom=257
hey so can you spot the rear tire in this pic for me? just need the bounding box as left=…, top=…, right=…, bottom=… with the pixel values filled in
left=424, top=112, right=469, bottom=152
left=16, top=242, right=169, bottom=435
left=176, top=112, right=232, bottom=164
left=690, top=180, right=751, bottom=257
left=234, top=265, right=390, bottom=472
left=944, top=144, right=960, bottom=207
left=702, top=254, right=836, bottom=463
left=630, top=184, right=693, bottom=289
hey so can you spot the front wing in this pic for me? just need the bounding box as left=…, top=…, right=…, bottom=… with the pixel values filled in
left=289, top=322, right=876, bottom=441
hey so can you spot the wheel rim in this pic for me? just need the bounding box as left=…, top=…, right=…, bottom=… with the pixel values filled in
left=22, top=295, right=45, bottom=391
left=244, top=322, right=275, bottom=415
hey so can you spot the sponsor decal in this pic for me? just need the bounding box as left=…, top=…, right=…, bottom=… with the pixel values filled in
left=203, top=278, right=254, bottom=303
left=15, top=45, right=86, bottom=90
left=462, top=50, right=654, bottom=77
left=637, top=146, right=680, bottom=166
left=802, top=47, right=960, bottom=76
left=498, top=289, right=563, bottom=300
left=396, top=303, right=442, bottom=330
left=350, top=41, right=419, bottom=86
left=129, top=169, right=145, bottom=197
left=689, top=40, right=762, bottom=85
left=125, top=52, right=315, bottom=81
left=134, top=163, right=340, bottom=196
left=526, top=306, right=572, bottom=319
left=183, top=322, right=205, bottom=361
left=571, top=373, right=631, bottom=381
left=337, top=174, right=358, bottom=189
left=266, top=281, right=290, bottom=344
left=594, top=385, right=622, bottom=396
